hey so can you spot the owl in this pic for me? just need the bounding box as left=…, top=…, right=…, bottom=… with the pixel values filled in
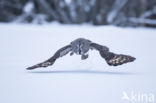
left=26, top=38, right=136, bottom=70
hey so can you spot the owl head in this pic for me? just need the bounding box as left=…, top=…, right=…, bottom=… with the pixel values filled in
left=70, top=38, right=91, bottom=55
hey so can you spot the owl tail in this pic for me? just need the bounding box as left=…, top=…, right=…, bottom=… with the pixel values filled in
left=104, top=52, right=136, bottom=66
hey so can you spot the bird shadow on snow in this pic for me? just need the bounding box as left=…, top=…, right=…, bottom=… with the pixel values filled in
left=28, top=69, right=137, bottom=75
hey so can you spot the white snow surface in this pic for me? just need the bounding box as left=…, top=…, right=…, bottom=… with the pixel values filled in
left=0, top=23, right=156, bottom=103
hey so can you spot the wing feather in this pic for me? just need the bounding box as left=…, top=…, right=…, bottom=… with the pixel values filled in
left=26, top=45, right=71, bottom=70
left=90, top=43, right=136, bottom=66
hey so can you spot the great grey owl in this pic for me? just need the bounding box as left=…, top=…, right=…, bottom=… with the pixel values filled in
left=26, top=38, right=136, bottom=70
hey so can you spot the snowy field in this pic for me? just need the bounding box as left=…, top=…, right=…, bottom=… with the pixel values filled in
left=0, top=23, right=156, bottom=103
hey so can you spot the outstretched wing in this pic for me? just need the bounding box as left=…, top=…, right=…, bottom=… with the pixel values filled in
left=90, top=43, right=136, bottom=66
left=26, top=45, right=71, bottom=70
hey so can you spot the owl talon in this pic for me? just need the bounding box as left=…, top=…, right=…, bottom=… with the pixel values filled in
left=81, top=54, right=88, bottom=60
left=70, top=52, right=74, bottom=56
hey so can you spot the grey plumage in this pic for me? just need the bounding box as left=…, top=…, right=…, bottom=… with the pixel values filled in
left=26, top=38, right=136, bottom=70
left=90, top=43, right=135, bottom=66
left=26, top=45, right=71, bottom=70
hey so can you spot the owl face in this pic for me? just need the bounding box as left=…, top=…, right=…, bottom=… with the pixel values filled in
left=71, top=38, right=91, bottom=55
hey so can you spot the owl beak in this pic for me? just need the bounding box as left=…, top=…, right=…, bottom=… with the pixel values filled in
left=78, top=43, right=82, bottom=55
left=78, top=48, right=81, bottom=55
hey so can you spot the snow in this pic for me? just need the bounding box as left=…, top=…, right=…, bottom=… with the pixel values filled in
left=0, top=23, right=156, bottom=103
left=23, top=1, right=34, bottom=13
left=129, top=17, right=156, bottom=26
left=107, top=0, right=128, bottom=23
left=65, top=0, right=72, bottom=4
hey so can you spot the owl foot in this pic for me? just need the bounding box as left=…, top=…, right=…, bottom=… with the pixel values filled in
left=81, top=54, right=88, bottom=60
left=70, top=52, right=74, bottom=56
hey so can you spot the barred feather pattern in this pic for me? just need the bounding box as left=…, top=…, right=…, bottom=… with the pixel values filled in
left=106, top=53, right=136, bottom=66
left=26, top=61, right=53, bottom=70
left=90, top=43, right=136, bottom=66
left=26, top=45, right=71, bottom=70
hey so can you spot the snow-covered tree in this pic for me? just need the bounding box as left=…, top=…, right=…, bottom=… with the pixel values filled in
left=0, top=0, right=156, bottom=27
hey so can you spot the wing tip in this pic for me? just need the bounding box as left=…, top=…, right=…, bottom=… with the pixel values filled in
left=26, top=66, right=36, bottom=70
left=130, top=56, right=136, bottom=62
left=26, top=65, right=39, bottom=70
left=107, top=55, right=136, bottom=66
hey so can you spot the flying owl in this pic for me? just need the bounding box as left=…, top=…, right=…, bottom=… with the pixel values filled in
left=26, top=38, right=136, bottom=70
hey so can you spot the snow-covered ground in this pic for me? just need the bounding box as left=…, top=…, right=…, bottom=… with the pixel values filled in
left=0, top=23, right=156, bottom=103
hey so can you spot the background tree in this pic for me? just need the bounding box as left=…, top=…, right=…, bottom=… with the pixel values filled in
left=0, top=0, right=156, bottom=27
